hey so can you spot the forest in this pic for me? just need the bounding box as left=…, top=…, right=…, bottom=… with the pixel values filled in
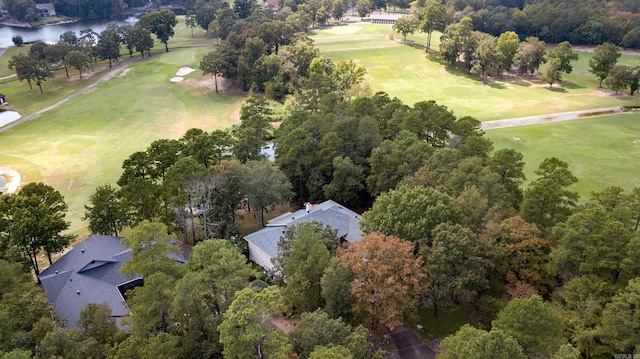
left=1, top=0, right=638, bottom=49
left=1, top=0, right=640, bottom=358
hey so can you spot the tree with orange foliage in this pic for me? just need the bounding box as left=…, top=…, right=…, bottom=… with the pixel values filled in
left=338, top=233, right=427, bottom=329
left=483, top=216, right=550, bottom=291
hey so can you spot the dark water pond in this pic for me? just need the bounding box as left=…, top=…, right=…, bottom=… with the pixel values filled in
left=0, top=16, right=138, bottom=48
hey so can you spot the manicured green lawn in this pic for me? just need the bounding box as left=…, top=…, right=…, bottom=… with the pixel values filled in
left=312, top=23, right=640, bottom=121
left=413, top=306, right=472, bottom=342
left=485, top=111, right=640, bottom=197
left=0, top=38, right=242, bottom=236
left=0, top=45, right=30, bottom=79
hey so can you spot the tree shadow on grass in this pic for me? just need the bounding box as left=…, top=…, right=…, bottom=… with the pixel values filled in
left=560, top=81, right=583, bottom=89
left=547, top=86, right=568, bottom=93
left=425, top=50, right=446, bottom=66
left=406, top=42, right=425, bottom=51
left=485, top=81, right=507, bottom=89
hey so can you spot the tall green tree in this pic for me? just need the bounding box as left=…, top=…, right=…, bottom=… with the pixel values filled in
left=127, top=272, right=176, bottom=336
left=472, top=33, right=499, bottom=79
left=600, top=278, right=640, bottom=355
left=554, top=275, right=612, bottom=358
left=77, top=303, right=118, bottom=345
left=139, top=9, right=178, bottom=52
left=492, top=295, right=566, bottom=357
left=514, top=36, right=547, bottom=76
left=589, top=42, right=621, bottom=88
left=65, top=50, right=91, bottom=79
left=97, top=23, right=122, bottom=68
left=393, top=15, right=419, bottom=42
left=604, top=64, right=633, bottom=94
left=276, top=222, right=338, bottom=314
left=0, top=259, right=53, bottom=352
left=425, top=223, right=492, bottom=312
left=82, top=184, right=128, bottom=236
left=496, top=31, right=520, bottom=75
left=361, top=185, right=460, bottom=245
left=322, top=156, right=364, bottom=207
left=321, top=257, right=355, bottom=321
left=438, top=324, right=526, bottom=359
left=218, top=286, right=292, bottom=359
left=8, top=53, right=52, bottom=93
left=418, top=0, right=447, bottom=52
left=242, top=160, right=293, bottom=229
left=547, top=41, right=579, bottom=74
left=290, top=310, right=351, bottom=359
left=521, top=157, right=579, bottom=235
left=356, top=0, right=371, bottom=19
left=169, top=239, right=256, bottom=357
left=366, top=131, right=432, bottom=196
left=120, top=221, right=184, bottom=279
left=200, top=50, right=226, bottom=94
left=489, top=148, right=526, bottom=208
left=233, top=94, right=274, bottom=163
left=0, top=183, right=74, bottom=273
left=542, top=57, right=563, bottom=88
left=551, top=203, right=631, bottom=283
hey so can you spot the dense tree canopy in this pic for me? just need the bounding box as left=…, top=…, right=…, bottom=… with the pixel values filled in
left=0, top=183, right=74, bottom=274
left=339, top=233, right=426, bottom=329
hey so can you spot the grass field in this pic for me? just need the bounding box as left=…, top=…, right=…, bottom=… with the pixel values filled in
left=0, top=29, right=240, bottom=235
left=311, top=22, right=640, bottom=121
left=414, top=306, right=472, bottom=342
left=485, top=111, right=640, bottom=197
left=2, top=18, right=640, bottom=236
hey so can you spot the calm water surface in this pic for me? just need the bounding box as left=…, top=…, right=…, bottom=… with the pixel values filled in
left=0, top=17, right=138, bottom=48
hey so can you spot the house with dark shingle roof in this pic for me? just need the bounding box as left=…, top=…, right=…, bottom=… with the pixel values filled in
left=245, top=200, right=362, bottom=270
left=37, top=234, right=185, bottom=328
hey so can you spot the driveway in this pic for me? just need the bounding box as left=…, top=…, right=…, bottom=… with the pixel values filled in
left=391, top=325, right=436, bottom=359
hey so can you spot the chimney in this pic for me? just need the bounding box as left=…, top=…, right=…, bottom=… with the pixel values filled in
left=305, top=202, right=311, bottom=213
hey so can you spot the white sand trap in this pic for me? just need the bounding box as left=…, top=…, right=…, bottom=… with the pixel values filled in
left=170, top=76, right=184, bottom=83
left=0, top=110, right=21, bottom=128
left=0, top=166, right=21, bottom=194
left=176, top=67, right=196, bottom=76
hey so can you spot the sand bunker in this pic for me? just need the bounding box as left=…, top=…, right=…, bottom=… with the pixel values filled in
left=170, top=76, right=184, bottom=83
left=0, top=110, right=21, bottom=128
left=0, top=166, right=21, bottom=194
left=176, top=67, right=196, bottom=76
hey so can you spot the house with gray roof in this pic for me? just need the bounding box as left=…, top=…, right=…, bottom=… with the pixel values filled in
left=37, top=234, right=185, bottom=328
left=244, top=200, right=363, bottom=270
left=35, top=3, right=56, bottom=17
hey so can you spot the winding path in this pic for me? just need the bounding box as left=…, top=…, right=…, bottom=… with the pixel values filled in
left=0, top=59, right=131, bottom=133
left=480, top=106, right=633, bottom=130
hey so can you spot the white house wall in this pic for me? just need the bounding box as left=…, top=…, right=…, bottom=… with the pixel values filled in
left=248, top=242, right=274, bottom=270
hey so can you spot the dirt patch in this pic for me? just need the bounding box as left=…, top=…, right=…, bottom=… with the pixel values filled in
left=264, top=313, right=299, bottom=333
left=66, top=70, right=99, bottom=82
left=180, top=76, right=231, bottom=94
left=572, top=45, right=640, bottom=56
left=119, top=68, right=131, bottom=77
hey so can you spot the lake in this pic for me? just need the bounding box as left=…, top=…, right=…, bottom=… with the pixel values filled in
left=0, top=16, right=138, bottom=48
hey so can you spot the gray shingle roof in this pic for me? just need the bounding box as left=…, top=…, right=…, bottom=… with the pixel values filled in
left=244, top=200, right=363, bottom=269
left=38, top=235, right=141, bottom=328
